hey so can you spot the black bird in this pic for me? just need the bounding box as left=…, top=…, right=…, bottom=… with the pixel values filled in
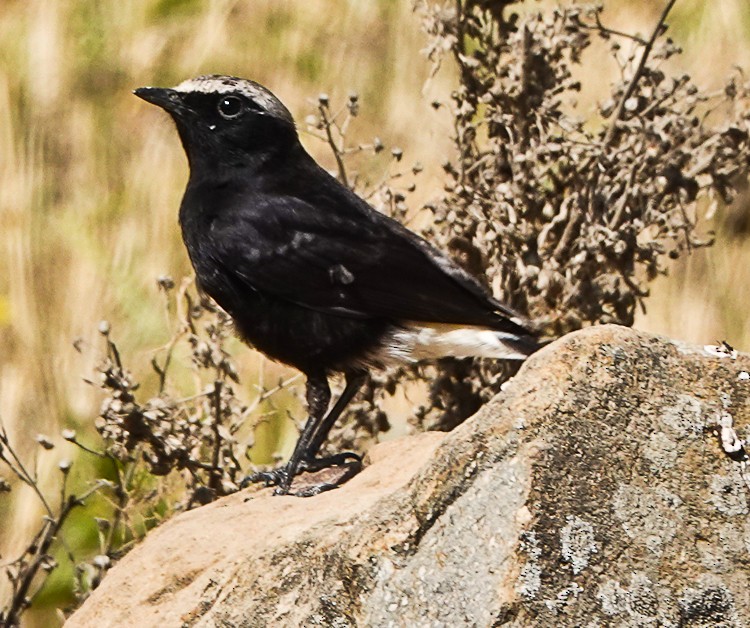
left=134, top=75, right=538, bottom=496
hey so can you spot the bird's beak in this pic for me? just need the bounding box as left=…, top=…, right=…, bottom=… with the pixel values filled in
left=133, top=86, right=182, bottom=113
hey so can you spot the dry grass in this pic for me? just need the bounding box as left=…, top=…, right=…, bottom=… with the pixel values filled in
left=0, top=1, right=749, bottom=623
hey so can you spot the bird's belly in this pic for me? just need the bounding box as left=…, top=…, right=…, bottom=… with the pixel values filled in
left=213, top=286, right=390, bottom=374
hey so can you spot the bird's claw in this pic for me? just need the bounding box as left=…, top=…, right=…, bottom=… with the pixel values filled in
left=240, top=451, right=363, bottom=497
left=240, top=468, right=291, bottom=490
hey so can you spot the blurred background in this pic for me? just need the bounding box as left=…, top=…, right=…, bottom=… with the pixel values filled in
left=1, top=0, right=749, bottom=623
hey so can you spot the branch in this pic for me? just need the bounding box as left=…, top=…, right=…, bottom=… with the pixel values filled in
left=318, top=102, right=350, bottom=188
left=602, top=0, right=679, bottom=147
left=0, top=421, right=54, bottom=518
left=4, top=479, right=106, bottom=626
left=587, top=10, right=648, bottom=46
left=209, top=380, right=223, bottom=492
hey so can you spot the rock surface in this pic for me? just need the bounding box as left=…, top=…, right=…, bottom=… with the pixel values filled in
left=68, top=325, right=750, bottom=627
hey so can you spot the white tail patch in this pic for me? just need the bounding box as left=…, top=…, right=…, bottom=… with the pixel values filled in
left=365, top=322, right=532, bottom=368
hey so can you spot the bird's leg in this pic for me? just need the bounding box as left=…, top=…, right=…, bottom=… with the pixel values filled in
left=242, top=372, right=366, bottom=496
left=284, top=372, right=366, bottom=497
left=301, top=371, right=367, bottom=469
left=243, top=373, right=330, bottom=495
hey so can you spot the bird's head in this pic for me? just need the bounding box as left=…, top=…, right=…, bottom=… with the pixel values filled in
left=134, top=75, right=298, bottom=170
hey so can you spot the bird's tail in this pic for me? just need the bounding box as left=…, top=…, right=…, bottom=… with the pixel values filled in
left=379, top=322, right=542, bottom=365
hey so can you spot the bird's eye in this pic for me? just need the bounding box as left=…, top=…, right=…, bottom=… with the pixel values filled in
left=217, top=95, right=244, bottom=120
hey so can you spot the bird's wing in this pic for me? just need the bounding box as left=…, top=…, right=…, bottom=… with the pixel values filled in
left=208, top=196, right=528, bottom=333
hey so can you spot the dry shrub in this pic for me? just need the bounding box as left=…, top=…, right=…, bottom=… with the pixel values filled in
left=344, top=0, right=750, bottom=434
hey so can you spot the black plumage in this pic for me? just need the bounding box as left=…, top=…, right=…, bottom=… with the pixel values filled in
left=135, top=75, right=538, bottom=496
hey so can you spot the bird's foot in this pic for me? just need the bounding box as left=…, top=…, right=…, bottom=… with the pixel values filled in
left=241, top=452, right=362, bottom=497
left=289, top=452, right=363, bottom=497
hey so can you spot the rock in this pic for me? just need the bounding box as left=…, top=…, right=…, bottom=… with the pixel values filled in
left=67, top=325, right=750, bottom=627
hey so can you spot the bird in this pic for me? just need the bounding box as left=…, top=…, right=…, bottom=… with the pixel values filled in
left=134, top=75, right=539, bottom=496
